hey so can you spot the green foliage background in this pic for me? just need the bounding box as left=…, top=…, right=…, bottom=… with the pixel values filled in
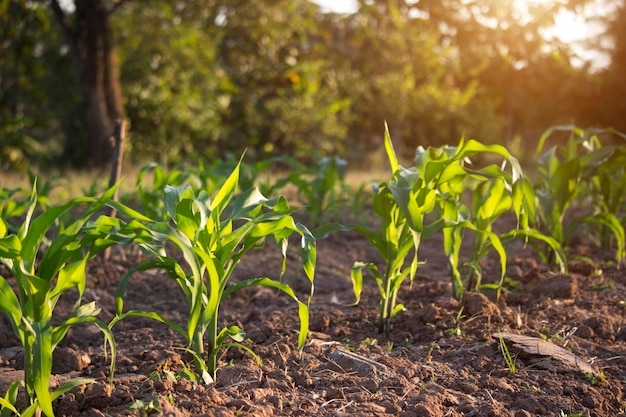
left=1, top=0, right=624, bottom=169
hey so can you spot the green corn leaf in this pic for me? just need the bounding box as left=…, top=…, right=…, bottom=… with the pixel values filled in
left=249, top=216, right=297, bottom=239
left=164, top=184, right=192, bottom=222
left=26, top=184, right=119, bottom=279
left=215, top=325, right=245, bottom=346
left=222, top=277, right=310, bottom=352
left=351, top=225, right=387, bottom=261
left=389, top=303, right=406, bottom=320
left=455, top=139, right=523, bottom=180
left=476, top=180, right=512, bottom=227
left=536, top=125, right=585, bottom=155
left=229, top=187, right=272, bottom=218
left=484, top=231, right=507, bottom=293
left=115, top=258, right=189, bottom=315
left=19, top=178, right=39, bottom=242
left=20, top=270, right=52, bottom=322
left=0, top=399, right=19, bottom=417
left=20, top=402, right=41, bottom=417
left=37, top=233, right=83, bottom=283
left=55, top=314, right=117, bottom=385
left=20, top=197, right=92, bottom=269
left=511, top=178, right=536, bottom=229
left=452, top=221, right=507, bottom=293
left=584, top=212, right=625, bottom=262
left=60, top=184, right=120, bottom=239
left=50, top=378, right=95, bottom=401
left=210, top=161, right=240, bottom=216
left=384, top=121, right=399, bottom=174
left=220, top=343, right=263, bottom=367
left=435, top=161, right=466, bottom=187
left=216, top=223, right=259, bottom=266
left=31, top=320, right=53, bottom=417
left=110, top=310, right=186, bottom=340
left=350, top=262, right=381, bottom=306
left=466, top=164, right=512, bottom=182
left=106, top=200, right=154, bottom=222
left=176, top=198, right=208, bottom=242
left=296, top=223, right=317, bottom=286
left=311, top=223, right=353, bottom=240
left=0, top=277, right=22, bottom=337
left=0, top=235, right=21, bottom=259
left=194, top=249, right=221, bottom=339
left=51, top=301, right=101, bottom=346
left=580, top=146, right=616, bottom=175
left=0, top=381, right=21, bottom=417
left=49, top=258, right=87, bottom=308
left=499, top=229, right=568, bottom=274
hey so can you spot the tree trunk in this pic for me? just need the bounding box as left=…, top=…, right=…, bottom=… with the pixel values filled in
left=50, top=0, right=124, bottom=167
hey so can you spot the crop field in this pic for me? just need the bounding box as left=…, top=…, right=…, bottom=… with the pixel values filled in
left=0, top=126, right=625, bottom=416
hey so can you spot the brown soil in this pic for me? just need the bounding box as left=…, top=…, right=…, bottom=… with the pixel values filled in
left=1, top=219, right=625, bottom=417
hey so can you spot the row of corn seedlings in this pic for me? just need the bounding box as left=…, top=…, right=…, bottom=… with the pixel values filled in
left=0, top=124, right=624, bottom=415
left=0, top=159, right=317, bottom=416
left=350, top=124, right=625, bottom=334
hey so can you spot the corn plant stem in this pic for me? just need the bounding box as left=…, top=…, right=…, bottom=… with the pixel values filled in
left=192, top=328, right=205, bottom=375
left=388, top=287, right=400, bottom=335
left=467, top=231, right=490, bottom=292
left=207, top=316, right=218, bottom=380
left=380, top=270, right=393, bottom=334
left=467, top=253, right=482, bottom=293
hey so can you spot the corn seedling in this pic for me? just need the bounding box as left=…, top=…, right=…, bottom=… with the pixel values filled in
left=112, top=158, right=316, bottom=383
left=276, top=155, right=349, bottom=226
left=535, top=126, right=626, bottom=264
left=0, top=186, right=33, bottom=233
left=444, top=307, right=466, bottom=337
left=132, top=162, right=199, bottom=221
left=584, top=137, right=626, bottom=261
left=0, top=180, right=120, bottom=417
left=0, top=172, right=61, bottom=233
left=128, top=398, right=162, bottom=415
left=413, top=138, right=564, bottom=300
left=351, top=124, right=443, bottom=334
left=413, top=141, right=508, bottom=299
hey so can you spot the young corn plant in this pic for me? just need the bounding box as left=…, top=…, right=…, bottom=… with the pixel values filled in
left=413, top=138, right=566, bottom=300
left=0, top=180, right=120, bottom=417
left=578, top=130, right=626, bottom=261
left=112, top=159, right=316, bottom=383
left=535, top=126, right=626, bottom=264
left=277, top=155, right=350, bottom=226
left=0, top=186, right=32, bottom=232
left=351, top=125, right=443, bottom=334
left=590, top=147, right=626, bottom=259
left=132, top=162, right=199, bottom=221
left=0, top=172, right=61, bottom=233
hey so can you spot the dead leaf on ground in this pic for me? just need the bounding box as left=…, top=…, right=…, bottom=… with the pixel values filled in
left=494, top=332, right=599, bottom=376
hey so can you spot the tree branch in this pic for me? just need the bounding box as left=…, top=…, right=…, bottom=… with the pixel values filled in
left=48, top=0, right=75, bottom=43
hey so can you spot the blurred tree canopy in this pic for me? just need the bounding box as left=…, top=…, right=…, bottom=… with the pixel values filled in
left=594, top=0, right=626, bottom=133
left=0, top=0, right=623, bottom=170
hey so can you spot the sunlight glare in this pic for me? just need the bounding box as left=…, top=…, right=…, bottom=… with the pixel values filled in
left=515, top=0, right=592, bottom=43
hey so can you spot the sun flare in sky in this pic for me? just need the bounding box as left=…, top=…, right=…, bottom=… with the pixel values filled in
left=515, top=0, right=597, bottom=43
left=313, top=0, right=598, bottom=42
left=312, top=0, right=609, bottom=68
